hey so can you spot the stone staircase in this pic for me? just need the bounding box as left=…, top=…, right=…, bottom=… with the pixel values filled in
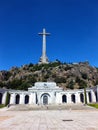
left=7, top=104, right=96, bottom=111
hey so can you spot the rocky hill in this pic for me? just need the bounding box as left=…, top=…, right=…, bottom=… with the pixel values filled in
left=0, top=61, right=98, bottom=90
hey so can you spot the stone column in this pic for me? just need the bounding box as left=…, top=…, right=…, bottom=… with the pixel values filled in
left=19, top=94, right=24, bottom=104
left=37, top=92, right=40, bottom=105
left=67, top=93, right=71, bottom=104
left=51, top=92, right=56, bottom=104
left=86, top=92, right=89, bottom=103
left=60, top=94, right=63, bottom=104
left=32, top=93, right=36, bottom=104
left=48, top=94, right=51, bottom=104
left=75, top=93, right=80, bottom=103
left=29, top=93, right=36, bottom=104
left=38, top=28, right=50, bottom=64
left=55, top=93, right=60, bottom=104
left=91, top=90, right=96, bottom=103
left=10, top=93, right=15, bottom=104
left=2, top=92, right=7, bottom=104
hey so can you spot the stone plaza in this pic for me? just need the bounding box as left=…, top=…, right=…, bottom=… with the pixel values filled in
left=0, top=105, right=98, bottom=130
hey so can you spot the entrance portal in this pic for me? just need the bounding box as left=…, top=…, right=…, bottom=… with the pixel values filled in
left=43, top=95, right=48, bottom=105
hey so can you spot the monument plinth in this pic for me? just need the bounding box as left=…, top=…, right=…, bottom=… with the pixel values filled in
left=38, top=28, right=50, bottom=64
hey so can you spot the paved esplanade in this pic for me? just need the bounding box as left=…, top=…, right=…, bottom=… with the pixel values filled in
left=38, top=28, right=50, bottom=64
left=0, top=106, right=98, bottom=130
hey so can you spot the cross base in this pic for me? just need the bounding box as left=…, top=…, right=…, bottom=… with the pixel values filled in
left=38, top=56, right=49, bottom=64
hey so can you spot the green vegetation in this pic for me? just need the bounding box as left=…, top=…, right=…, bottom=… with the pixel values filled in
left=7, top=76, right=37, bottom=90
left=0, top=104, right=5, bottom=108
left=0, top=61, right=98, bottom=90
left=76, top=77, right=87, bottom=89
left=64, top=65, right=72, bottom=71
left=29, top=62, right=62, bottom=72
left=0, top=92, right=10, bottom=108
left=68, top=80, right=75, bottom=89
left=94, top=80, right=98, bottom=86
left=54, top=77, right=66, bottom=83
left=81, top=73, right=88, bottom=80
left=96, top=67, right=98, bottom=72
left=0, top=82, right=5, bottom=88
left=88, top=103, right=98, bottom=109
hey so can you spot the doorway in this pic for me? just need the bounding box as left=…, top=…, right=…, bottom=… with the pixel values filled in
left=43, top=95, right=48, bottom=105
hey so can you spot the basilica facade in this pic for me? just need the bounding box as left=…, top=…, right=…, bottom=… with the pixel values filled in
left=0, top=82, right=98, bottom=105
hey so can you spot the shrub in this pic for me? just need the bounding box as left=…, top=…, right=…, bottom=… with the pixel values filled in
left=94, top=80, right=98, bottom=86
left=44, top=74, right=49, bottom=79
left=64, top=65, right=72, bottom=71
left=0, top=104, right=5, bottom=108
left=7, top=78, right=22, bottom=89
left=81, top=73, right=88, bottom=80
left=54, top=77, right=66, bottom=83
left=28, top=63, right=34, bottom=67
left=68, top=80, right=75, bottom=89
left=76, top=77, right=87, bottom=88
left=0, top=82, right=5, bottom=88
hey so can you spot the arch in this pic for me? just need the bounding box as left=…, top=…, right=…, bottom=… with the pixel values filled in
left=41, top=93, right=50, bottom=105
left=25, top=95, right=29, bottom=104
left=88, top=92, right=92, bottom=102
left=62, top=95, right=67, bottom=103
left=43, top=95, right=48, bottom=105
left=15, top=94, right=20, bottom=104
left=41, top=93, right=50, bottom=98
left=71, top=94, right=76, bottom=103
left=80, top=93, right=84, bottom=103
left=0, top=93, right=3, bottom=104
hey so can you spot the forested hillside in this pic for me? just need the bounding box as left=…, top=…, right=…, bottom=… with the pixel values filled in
left=0, top=61, right=98, bottom=90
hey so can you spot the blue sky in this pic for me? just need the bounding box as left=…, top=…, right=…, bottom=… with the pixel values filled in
left=0, top=0, right=98, bottom=70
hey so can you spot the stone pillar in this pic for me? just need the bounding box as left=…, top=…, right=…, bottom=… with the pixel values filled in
left=91, top=90, right=96, bottom=103
left=48, top=94, right=52, bottom=104
left=10, top=93, right=15, bottom=104
left=51, top=92, right=55, bottom=104
left=67, top=93, right=71, bottom=104
left=86, top=92, right=89, bottom=103
left=32, top=93, right=36, bottom=104
left=60, top=93, right=63, bottom=104
left=75, top=93, right=80, bottom=103
left=19, top=94, right=24, bottom=104
left=37, top=92, right=40, bottom=105
left=55, top=93, right=60, bottom=104
left=56, top=93, right=62, bottom=104
left=38, top=28, right=50, bottom=64
left=29, top=93, right=36, bottom=104
left=2, top=92, right=7, bottom=104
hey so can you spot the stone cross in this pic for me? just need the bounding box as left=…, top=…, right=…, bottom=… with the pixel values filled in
left=38, top=28, right=50, bottom=64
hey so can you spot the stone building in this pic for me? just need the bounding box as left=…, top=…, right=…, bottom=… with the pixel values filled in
left=0, top=82, right=98, bottom=105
